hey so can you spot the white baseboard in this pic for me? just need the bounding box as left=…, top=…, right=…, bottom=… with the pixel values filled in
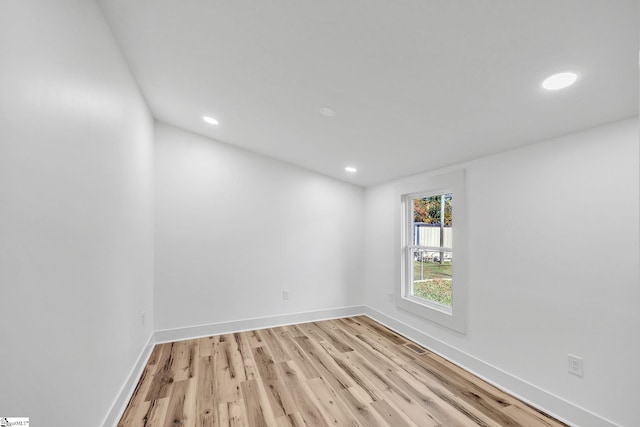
left=101, top=332, right=155, bottom=427
left=363, top=306, right=622, bottom=427
left=154, top=305, right=366, bottom=344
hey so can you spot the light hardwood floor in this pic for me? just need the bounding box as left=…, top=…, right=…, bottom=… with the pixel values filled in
left=118, top=316, right=567, bottom=427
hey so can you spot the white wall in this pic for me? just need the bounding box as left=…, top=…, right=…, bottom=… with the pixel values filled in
left=364, top=118, right=639, bottom=427
left=154, top=122, right=364, bottom=331
left=0, top=1, right=154, bottom=426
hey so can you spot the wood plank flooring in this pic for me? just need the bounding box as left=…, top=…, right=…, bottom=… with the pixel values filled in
left=118, top=316, right=567, bottom=427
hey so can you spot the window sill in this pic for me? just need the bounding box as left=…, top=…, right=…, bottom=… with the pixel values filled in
left=396, top=294, right=465, bottom=333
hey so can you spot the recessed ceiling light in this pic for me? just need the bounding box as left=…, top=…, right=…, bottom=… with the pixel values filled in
left=319, top=106, right=336, bottom=117
left=542, top=72, right=578, bottom=90
left=203, top=116, right=219, bottom=125
left=345, top=166, right=357, bottom=173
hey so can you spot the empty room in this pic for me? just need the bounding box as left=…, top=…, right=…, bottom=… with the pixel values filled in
left=1, top=1, right=638, bottom=427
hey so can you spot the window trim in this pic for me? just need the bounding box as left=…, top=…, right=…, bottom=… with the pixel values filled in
left=395, top=169, right=467, bottom=333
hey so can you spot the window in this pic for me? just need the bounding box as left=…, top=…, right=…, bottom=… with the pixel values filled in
left=396, top=170, right=467, bottom=333
left=407, top=193, right=453, bottom=306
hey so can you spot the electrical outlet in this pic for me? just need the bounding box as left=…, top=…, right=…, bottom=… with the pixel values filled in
left=282, top=290, right=289, bottom=301
left=388, top=292, right=394, bottom=302
left=141, top=311, right=146, bottom=327
left=568, top=354, right=583, bottom=377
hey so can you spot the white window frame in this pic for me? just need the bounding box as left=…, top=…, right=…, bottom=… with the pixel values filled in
left=395, top=169, right=467, bottom=333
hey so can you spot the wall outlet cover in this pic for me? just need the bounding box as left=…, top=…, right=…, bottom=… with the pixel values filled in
left=568, top=354, right=583, bottom=377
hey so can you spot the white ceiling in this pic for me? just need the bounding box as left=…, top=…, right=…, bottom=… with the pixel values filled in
left=98, top=0, right=638, bottom=186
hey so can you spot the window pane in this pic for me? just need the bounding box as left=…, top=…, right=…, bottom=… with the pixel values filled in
left=412, top=194, right=452, bottom=246
left=411, top=249, right=452, bottom=307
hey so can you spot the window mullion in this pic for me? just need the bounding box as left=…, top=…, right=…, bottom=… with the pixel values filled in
left=408, top=245, right=452, bottom=252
